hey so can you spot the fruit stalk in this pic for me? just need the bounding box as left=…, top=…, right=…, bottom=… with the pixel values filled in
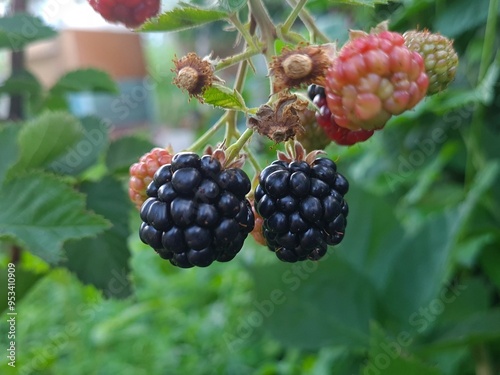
left=281, top=0, right=308, bottom=36
left=248, top=0, right=277, bottom=60
left=285, top=0, right=329, bottom=43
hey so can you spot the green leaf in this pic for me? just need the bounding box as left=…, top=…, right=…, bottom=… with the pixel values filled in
left=382, top=162, right=499, bottom=328
left=363, top=323, right=441, bottom=375
left=63, top=176, right=132, bottom=298
left=452, top=234, right=496, bottom=268
left=0, top=69, right=42, bottom=97
left=49, top=69, right=118, bottom=95
left=422, top=61, right=499, bottom=115
left=0, top=125, right=20, bottom=186
left=105, top=135, right=156, bottom=174
left=48, top=116, right=110, bottom=176
left=202, top=84, right=247, bottom=111
left=274, top=39, right=296, bottom=55
left=0, top=13, right=57, bottom=51
left=139, top=5, right=228, bottom=32
left=480, top=244, right=500, bottom=291
left=11, top=112, right=83, bottom=173
left=435, top=0, right=493, bottom=37
left=216, top=0, right=247, bottom=12
left=425, top=309, right=500, bottom=349
left=0, top=172, right=110, bottom=264
left=248, top=254, right=375, bottom=350
left=0, top=267, right=45, bottom=313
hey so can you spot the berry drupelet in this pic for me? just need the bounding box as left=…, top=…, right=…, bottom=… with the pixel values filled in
left=255, top=156, right=349, bottom=262
left=139, top=152, right=255, bottom=268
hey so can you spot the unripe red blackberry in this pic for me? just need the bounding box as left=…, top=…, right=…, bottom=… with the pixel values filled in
left=403, top=30, right=458, bottom=95
left=139, top=152, right=255, bottom=268
left=325, top=31, right=429, bottom=131
left=255, top=156, right=349, bottom=262
left=129, top=148, right=173, bottom=210
left=308, top=84, right=374, bottom=146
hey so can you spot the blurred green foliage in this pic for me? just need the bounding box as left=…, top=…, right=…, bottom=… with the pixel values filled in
left=1, top=0, right=500, bottom=374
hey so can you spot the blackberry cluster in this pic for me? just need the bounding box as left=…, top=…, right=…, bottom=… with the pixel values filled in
left=139, top=152, right=255, bottom=268
left=309, top=84, right=374, bottom=146
left=254, top=157, right=349, bottom=262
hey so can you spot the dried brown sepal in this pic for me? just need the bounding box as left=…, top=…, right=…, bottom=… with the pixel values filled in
left=370, top=20, right=390, bottom=34
left=269, top=44, right=336, bottom=93
left=348, top=21, right=390, bottom=42
left=248, top=93, right=308, bottom=143
left=276, top=140, right=326, bottom=165
left=172, top=53, right=217, bottom=102
left=202, top=144, right=245, bottom=169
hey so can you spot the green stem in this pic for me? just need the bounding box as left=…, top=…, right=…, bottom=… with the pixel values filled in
left=473, top=344, right=494, bottom=375
left=229, top=13, right=259, bottom=50
left=224, top=111, right=238, bottom=143
left=282, top=0, right=308, bottom=35
left=186, top=114, right=227, bottom=152
left=215, top=47, right=261, bottom=72
left=248, top=0, right=277, bottom=59
left=465, top=0, right=498, bottom=187
left=225, top=128, right=255, bottom=164
left=244, top=144, right=262, bottom=174
left=286, top=0, right=329, bottom=43
left=224, top=52, right=250, bottom=143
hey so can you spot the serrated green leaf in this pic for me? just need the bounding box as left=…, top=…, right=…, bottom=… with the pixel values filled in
left=63, top=176, right=132, bottom=298
left=105, top=135, right=155, bottom=174
left=0, top=125, right=20, bottom=186
left=0, top=13, right=56, bottom=51
left=0, top=172, right=110, bottom=264
left=202, top=84, right=247, bottom=111
left=50, top=69, right=118, bottom=95
left=48, top=116, right=110, bottom=176
left=0, top=69, right=41, bottom=97
left=11, top=112, right=83, bottom=173
left=139, top=6, right=228, bottom=32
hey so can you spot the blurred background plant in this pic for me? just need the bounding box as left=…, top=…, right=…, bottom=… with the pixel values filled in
left=0, top=0, right=499, bottom=374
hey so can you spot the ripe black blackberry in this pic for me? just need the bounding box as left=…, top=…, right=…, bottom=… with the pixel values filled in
left=139, top=152, right=254, bottom=268
left=308, top=84, right=374, bottom=146
left=255, top=156, right=349, bottom=262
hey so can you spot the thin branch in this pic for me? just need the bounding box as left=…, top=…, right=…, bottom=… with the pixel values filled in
left=286, top=0, right=330, bottom=43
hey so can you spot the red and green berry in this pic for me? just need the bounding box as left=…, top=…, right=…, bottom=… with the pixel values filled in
left=403, top=30, right=459, bottom=95
left=325, top=30, right=429, bottom=131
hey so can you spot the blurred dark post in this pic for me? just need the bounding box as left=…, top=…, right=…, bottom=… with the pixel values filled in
left=8, top=0, right=27, bottom=120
